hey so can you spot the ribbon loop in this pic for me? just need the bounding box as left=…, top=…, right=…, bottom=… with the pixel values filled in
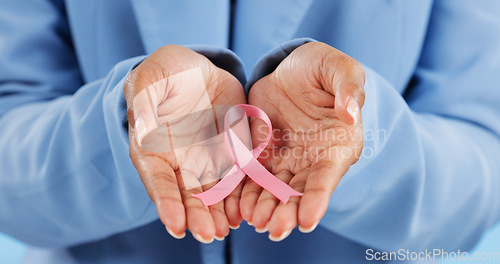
left=193, top=104, right=303, bottom=206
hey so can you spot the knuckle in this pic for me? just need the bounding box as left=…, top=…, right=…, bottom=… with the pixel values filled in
left=258, top=196, right=280, bottom=205
left=305, top=186, right=330, bottom=198
left=315, top=159, right=336, bottom=171
left=290, top=181, right=306, bottom=192
left=337, top=53, right=363, bottom=76
left=242, top=187, right=262, bottom=198
left=150, top=170, right=177, bottom=187
left=209, top=206, right=226, bottom=215
left=156, top=195, right=182, bottom=205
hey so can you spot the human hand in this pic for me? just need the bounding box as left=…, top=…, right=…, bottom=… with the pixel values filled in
left=125, top=45, right=246, bottom=243
left=241, top=42, right=365, bottom=241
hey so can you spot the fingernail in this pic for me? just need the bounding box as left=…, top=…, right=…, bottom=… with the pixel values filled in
left=298, top=222, right=318, bottom=233
left=346, top=98, right=359, bottom=125
left=255, top=224, right=268, bottom=233
left=165, top=227, right=186, bottom=239
left=247, top=221, right=253, bottom=226
left=229, top=224, right=240, bottom=230
left=269, top=230, right=292, bottom=242
left=135, top=117, right=147, bottom=145
left=214, top=235, right=225, bottom=241
left=193, top=233, right=214, bottom=244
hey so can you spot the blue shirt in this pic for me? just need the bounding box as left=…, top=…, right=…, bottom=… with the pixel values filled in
left=1, top=0, right=500, bottom=263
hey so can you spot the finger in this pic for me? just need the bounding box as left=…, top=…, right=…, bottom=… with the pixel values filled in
left=298, top=157, right=349, bottom=231
left=128, top=78, right=166, bottom=145
left=128, top=123, right=187, bottom=239
left=317, top=48, right=365, bottom=125
left=200, top=179, right=230, bottom=241
left=239, top=116, right=273, bottom=224
left=239, top=177, right=262, bottom=225
left=251, top=170, right=294, bottom=233
left=209, top=200, right=230, bottom=241
left=251, top=191, right=278, bottom=233
left=178, top=172, right=216, bottom=244
left=222, top=107, right=249, bottom=229
left=331, top=58, right=365, bottom=125
left=334, top=85, right=363, bottom=126
left=267, top=196, right=299, bottom=242
left=151, top=164, right=188, bottom=239
left=225, top=180, right=244, bottom=229
left=267, top=170, right=307, bottom=241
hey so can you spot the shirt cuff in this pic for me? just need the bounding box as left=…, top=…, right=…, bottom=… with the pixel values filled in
left=245, top=38, right=317, bottom=94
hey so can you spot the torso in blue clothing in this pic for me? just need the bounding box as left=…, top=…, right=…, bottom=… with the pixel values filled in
left=1, top=0, right=499, bottom=260
left=67, top=0, right=431, bottom=93
left=25, top=220, right=385, bottom=264
left=21, top=1, right=432, bottom=263
left=18, top=0, right=472, bottom=263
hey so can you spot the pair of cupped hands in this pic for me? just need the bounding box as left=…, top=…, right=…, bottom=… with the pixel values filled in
left=124, top=42, right=365, bottom=243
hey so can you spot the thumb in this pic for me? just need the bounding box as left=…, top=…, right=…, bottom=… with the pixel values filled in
left=321, top=54, right=365, bottom=125
left=334, top=86, right=363, bottom=126
left=129, top=79, right=167, bottom=146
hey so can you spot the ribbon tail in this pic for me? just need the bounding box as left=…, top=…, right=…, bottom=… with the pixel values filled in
left=242, top=159, right=303, bottom=204
left=192, top=165, right=246, bottom=206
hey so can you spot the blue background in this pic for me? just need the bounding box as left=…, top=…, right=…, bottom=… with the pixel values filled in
left=1, top=224, right=499, bottom=263
left=0, top=233, right=25, bottom=263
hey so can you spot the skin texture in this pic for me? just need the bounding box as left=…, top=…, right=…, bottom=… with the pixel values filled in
left=241, top=42, right=365, bottom=241
left=125, top=45, right=246, bottom=243
left=125, top=42, right=365, bottom=243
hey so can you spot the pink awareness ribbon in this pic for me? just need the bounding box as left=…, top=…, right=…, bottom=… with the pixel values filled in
left=193, top=104, right=303, bottom=206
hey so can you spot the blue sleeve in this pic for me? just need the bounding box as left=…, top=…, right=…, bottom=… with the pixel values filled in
left=250, top=1, right=500, bottom=252
left=0, top=0, right=158, bottom=248
left=330, top=1, right=500, bottom=252
left=0, top=0, right=245, bottom=248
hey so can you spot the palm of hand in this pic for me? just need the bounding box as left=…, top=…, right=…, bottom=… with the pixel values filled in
left=251, top=75, right=361, bottom=179
left=241, top=43, right=364, bottom=240
left=128, top=43, right=364, bottom=243
left=127, top=46, right=246, bottom=242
